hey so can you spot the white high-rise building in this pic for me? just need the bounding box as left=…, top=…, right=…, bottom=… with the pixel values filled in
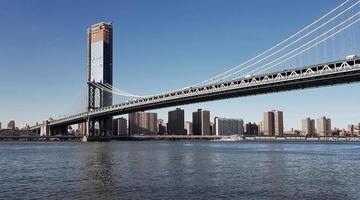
left=214, top=117, right=244, bottom=136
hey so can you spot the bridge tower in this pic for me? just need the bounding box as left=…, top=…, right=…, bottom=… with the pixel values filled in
left=86, top=22, right=113, bottom=140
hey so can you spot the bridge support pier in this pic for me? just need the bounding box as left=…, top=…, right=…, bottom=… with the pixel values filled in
left=40, top=121, right=50, bottom=136
left=83, top=116, right=112, bottom=142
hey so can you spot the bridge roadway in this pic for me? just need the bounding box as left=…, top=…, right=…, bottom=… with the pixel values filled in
left=31, top=57, right=360, bottom=129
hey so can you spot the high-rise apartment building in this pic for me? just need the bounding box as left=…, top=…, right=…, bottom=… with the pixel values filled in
left=7, top=120, right=15, bottom=130
left=168, top=108, right=186, bottom=135
left=87, top=22, right=113, bottom=135
left=245, top=122, right=259, bottom=136
left=263, top=110, right=284, bottom=136
left=273, top=110, right=284, bottom=136
left=157, top=119, right=167, bottom=135
left=316, top=116, right=331, bottom=136
left=263, top=112, right=274, bottom=136
left=129, top=112, right=158, bottom=135
left=348, top=123, right=360, bottom=135
left=113, top=117, right=127, bottom=135
left=192, top=109, right=211, bottom=135
left=214, top=117, right=244, bottom=136
left=302, top=117, right=316, bottom=136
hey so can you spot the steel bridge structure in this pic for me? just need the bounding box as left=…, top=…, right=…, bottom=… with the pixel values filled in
left=30, top=57, right=360, bottom=137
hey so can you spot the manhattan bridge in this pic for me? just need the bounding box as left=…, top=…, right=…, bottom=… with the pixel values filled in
left=30, top=0, right=360, bottom=141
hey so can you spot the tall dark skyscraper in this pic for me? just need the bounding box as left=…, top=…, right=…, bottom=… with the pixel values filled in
left=87, top=22, right=113, bottom=136
left=192, top=109, right=211, bottom=135
left=168, top=108, right=186, bottom=135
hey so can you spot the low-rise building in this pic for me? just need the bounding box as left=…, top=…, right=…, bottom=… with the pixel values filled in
left=7, top=120, right=15, bottom=130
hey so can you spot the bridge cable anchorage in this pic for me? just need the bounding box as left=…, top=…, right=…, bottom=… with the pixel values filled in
left=249, top=12, right=360, bottom=76
left=207, top=1, right=360, bottom=83
left=186, top=0, right=357, bottom=87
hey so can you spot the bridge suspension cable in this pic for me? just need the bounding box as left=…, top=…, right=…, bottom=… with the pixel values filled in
left=207, top=1, right=360, bottom=83
left=103, top=83, right=147, bottom=98
left=251, top=14, right=360, bottom=75
left=186, top=0, right=357, bottom=87
left=90, top=82, right=144, bottom=98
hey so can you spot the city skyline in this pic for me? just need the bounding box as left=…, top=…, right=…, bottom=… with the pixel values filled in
left=1, top=0, right=360, bottom=130
left=4, top=108, right=357, bottom=133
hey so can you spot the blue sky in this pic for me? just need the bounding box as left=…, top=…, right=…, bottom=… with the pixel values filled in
left=0, top=0, right=359, bottom=130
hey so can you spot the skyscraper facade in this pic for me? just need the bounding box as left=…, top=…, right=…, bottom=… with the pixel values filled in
left=192, top=109, right=211, bottom=135
left=214, top=117, right=244, bottom=136
left=129, top=112, right=158, bottom=135
left=168, top=108, right=186, bottom=135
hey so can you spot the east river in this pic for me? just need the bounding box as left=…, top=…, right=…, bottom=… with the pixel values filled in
left=0, top=141, right=359, bottom=199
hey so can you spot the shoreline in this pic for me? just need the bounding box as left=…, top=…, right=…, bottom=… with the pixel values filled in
left=1, top=135, right=360, bottom=143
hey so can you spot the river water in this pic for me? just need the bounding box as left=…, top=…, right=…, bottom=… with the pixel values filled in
left=0, top=141, right=359, bottom=200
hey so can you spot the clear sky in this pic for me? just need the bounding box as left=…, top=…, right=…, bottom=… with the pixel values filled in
left=0, top=0, right=359, bottom=130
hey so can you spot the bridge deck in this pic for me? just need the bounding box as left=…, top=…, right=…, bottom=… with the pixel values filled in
left=32, top=58, right=360, bottom=128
